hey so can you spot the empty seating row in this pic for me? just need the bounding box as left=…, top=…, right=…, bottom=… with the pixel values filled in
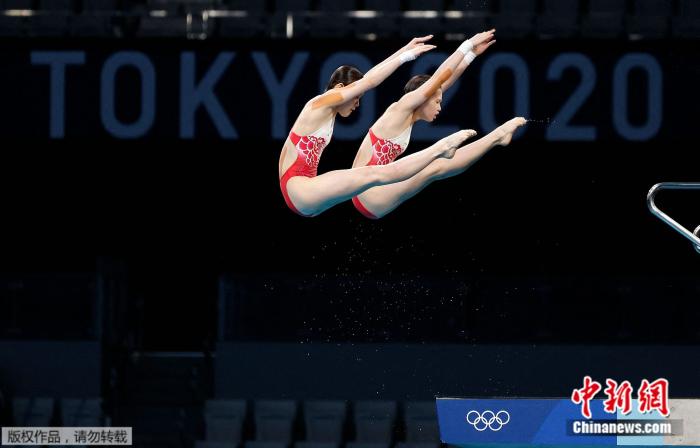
left=195, top=443, right=441, bottom=448
left=10, top=397, right=104, bottom=427
left=196, top=400, right=438, bottom=445
left=0, top=0, right=698, bottom=38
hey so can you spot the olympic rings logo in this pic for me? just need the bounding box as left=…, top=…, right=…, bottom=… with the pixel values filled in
left=465, top=410, right=510, bottom=431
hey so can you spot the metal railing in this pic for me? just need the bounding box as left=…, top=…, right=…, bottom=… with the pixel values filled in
left=647, top=182, right=700, bottom=253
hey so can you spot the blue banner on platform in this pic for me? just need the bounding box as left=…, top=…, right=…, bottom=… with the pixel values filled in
left=436, top=398, right=695, bottom=446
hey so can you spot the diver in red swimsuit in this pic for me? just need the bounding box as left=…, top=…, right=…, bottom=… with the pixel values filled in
left=350, top=29, right=528, bottom=219
left=278, top=33, right=495, bottom=217
left=351, top=125, right=415, bottom=218
left=280, top=113, right=336, bottom=216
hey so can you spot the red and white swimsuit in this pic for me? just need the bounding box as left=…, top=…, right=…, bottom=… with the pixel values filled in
left=352, top=125, right=413, bottom=219
left=280, top=117, right=334, bottom=216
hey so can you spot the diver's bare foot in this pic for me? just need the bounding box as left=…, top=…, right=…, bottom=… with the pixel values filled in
left=493, top=117, right=527, bottom=146
left=438, top=129, right=477, bottom=159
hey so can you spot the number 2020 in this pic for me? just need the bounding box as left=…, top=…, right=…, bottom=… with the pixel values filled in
left=479, top=52, right=663, bottom=141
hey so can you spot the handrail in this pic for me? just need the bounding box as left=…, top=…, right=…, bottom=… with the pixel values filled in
left=647, top=182, right=700, bottom=253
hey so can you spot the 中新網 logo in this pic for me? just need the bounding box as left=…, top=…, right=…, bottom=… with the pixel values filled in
left=571, top=376, right=670, bottom=418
